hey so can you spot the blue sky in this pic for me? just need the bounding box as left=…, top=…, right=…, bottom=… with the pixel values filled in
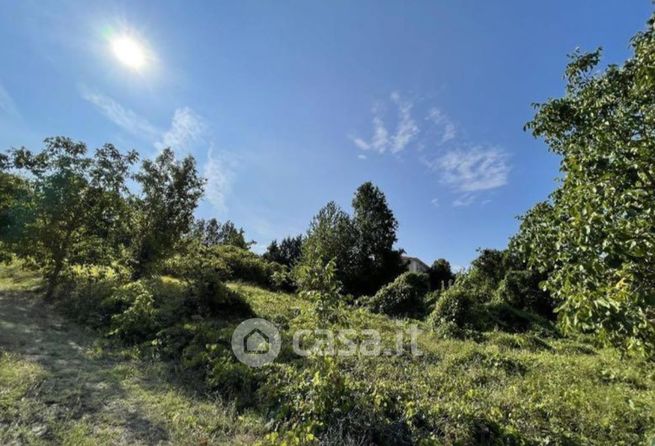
left=0, top=1, right=651, bottom=268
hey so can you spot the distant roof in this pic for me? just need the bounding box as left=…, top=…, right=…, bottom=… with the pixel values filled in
left=402, top=255, right=429, bottom=269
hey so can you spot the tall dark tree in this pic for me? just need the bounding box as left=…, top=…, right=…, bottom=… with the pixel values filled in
left=132, top=148, right=205, bottom=277
left=264, top=235, right=303, bottom=267
left=2, top=137, right=137, bottom=299
left=217, top=220, right=253, bottom=249
left=470, top=248, right=507, bottom=288
left=351, top=182, right=405, bottom=295
left=191, top=218, right=222, bottom=247
left=428, top=258, right=455, bottom=291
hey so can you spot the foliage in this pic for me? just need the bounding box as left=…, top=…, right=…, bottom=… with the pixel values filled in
left=428, top=258, right=455, bottom=291
left=216, top=220, right=253, bottom=250
left=263, top=234, right=303, bottom=267
left=176, top=250, right=255, bottom=317
left=57, top=263, right=130, bottom=328
left=495, top=269, right=556, bottom=319
left=350, top=182, right=405, bottom=296
left=4, top=268, right=655, bottom=445
left=2, top=137, right=137, bottom=299
left=297, top=201, right=356, bottom=292
left=364, top=271, right=429, bottom=318
left=524, top=16, right=655, bottom=355
left=296, top=253, right=343, bottom=324
left=166, top=243, right=285, bottom=290
left=132, top=148, right=205, bottom=277
left=107, top=281, right=158, bottom=343
left=470, top=248, right=507, bottom=289
left=429, top=286, right=480, bottom=329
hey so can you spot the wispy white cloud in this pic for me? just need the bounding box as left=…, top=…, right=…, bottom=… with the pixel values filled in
left=426, top=107, right=456, bottom=144
left=452, top=193, right=477, bottom=207
left=390, top=92, right=419, bottom=153
left=427, top=146, right=510, bottom=193
left=431, top=198, right=440, bottom=208
left=357, top=154, right=367, bottom=160
left=353, top=91, right=511, bottom=207
left=155, top=107, right=206, bottom=154
left=351, top=92, right=418, bottom=154
left=203, top=146, right=235, bottom=213
left=82, top=87, right=208, bottom=157
left=0, top=83, right=20, bottom=118
left=80, top=88, right=159, bottom=141
left=82, top=87, right=236, bottom=212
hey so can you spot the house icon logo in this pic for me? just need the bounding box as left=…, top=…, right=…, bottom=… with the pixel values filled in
left=244, top=328, right=270, bottom=354
left=231, top=318, right=281, bottom=367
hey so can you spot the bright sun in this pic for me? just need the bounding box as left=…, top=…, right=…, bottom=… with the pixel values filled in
left=110, top=35, right=147, bottom=70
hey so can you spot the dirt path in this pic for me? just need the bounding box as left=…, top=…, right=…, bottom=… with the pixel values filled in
left=0, top=291, right=261, bottom=445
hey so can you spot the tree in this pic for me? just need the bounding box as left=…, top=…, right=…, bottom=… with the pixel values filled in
left=2, top=137, right=137, bottom=299
left=132, top=148, right=205, bottom=277
left=191, top=218, right=222, bottom=247
left=189, top=218, right=253, bottom=249
left=524, top=16, right=655, bottom=354
left=297, top=201, right=356, bottom=291
left=428, top=258, right=455, bottom=291
left=470, top=249, right=507, bottom=288
left=350, top=182, right=405, bottom=295
left=296, top=256, right=342, bottom=325
left=217, top=220, right=253, bottom=249
left=264, top=235, right=303, bottom=267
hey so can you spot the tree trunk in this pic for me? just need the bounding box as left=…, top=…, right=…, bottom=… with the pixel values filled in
left=44, top=258, right=64, bottom=302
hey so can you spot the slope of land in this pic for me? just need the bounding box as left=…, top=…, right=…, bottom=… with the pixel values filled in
left=1, top=266, right=654, bottom=445
left=0, top=271, right=265, bottom=445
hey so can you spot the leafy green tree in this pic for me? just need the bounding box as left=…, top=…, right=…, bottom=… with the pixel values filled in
left=508, top=202, right=558, bottom=274
left=296, top=254, right=342, bottom=325
left=217, top=220, right=253, bottom=249
left=525, top=17, right=655, bottom=354
left=189, top=218, right=253, bottom=249
left=297, top=201, right=356, bottom=291
left=132, top=148, right=205, bottom=277
left=428, top=258, right=455, bottom=291
left=2, top=137, right=137, bottom=299
left=191, top=218, right=222, bottom=247
left=350, top=182, right=405, bottom=295
left=0, top=171, right=30, bottom=262
left=470, top=249, right=507, bottom=288
left=264, top=235, right=303, bottom=267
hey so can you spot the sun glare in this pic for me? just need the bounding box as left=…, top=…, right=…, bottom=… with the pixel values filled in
left=110, top=35, right=147, bottom=70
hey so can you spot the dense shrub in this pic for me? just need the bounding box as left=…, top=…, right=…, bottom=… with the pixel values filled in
left=428, top=286, right=478, bottom=328
left=364, top=272, right=429, bottom=318
left=495, top=269, right=556, bottom=319
left=107, top=281, right=158, bottom=343
left=166, top=244, right=285, bottom=290
left=57, top=264, right=130, bottom=328
left=428, top=258, right=455, bottom=291
left=185, top=267, right=254, bottom=318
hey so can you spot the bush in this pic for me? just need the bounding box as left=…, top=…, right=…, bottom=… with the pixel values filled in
left=165, top=244, right=285, bottom=290
left=428, top=286, right=478, bottom=328
left=495, top=269, right=556, bottom=319
left=364, top=272, right=429, bottom=318
left=108, top=281, right=158, bottom=343
left=185, top=268, right=253, bottom=318
left=57, top=264, right=130, bottom=328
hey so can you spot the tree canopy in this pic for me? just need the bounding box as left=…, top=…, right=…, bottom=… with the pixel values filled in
left=523, top=17, right=655, bottom=354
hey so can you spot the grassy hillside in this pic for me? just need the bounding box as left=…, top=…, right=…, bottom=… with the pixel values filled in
left=1, top=270, right=654, bottom=445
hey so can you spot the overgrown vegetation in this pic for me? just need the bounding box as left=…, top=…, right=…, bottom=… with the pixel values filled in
left=2, top=11, right=655, bottom=446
